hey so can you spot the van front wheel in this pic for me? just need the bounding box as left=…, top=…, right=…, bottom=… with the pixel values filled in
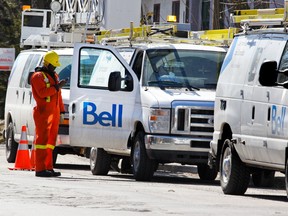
left=220, top=139, right=250, bottom=195
left=6, top=122, right=18, bottom=163
left=132, top=131, right=155, bottom=181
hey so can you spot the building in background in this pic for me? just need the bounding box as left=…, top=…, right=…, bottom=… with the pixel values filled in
left=141, top=0, right=284, bottom=30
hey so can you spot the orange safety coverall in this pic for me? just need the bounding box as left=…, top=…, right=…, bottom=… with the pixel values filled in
left=30, top=69, right=65, bottom=172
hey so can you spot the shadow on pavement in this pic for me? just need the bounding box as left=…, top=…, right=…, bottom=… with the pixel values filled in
left=245, top=194, right=287, bottom=202
left=54, top=163, right=90, bottom=170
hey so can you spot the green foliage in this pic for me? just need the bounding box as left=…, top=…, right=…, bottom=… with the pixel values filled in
left=0, top=0, right=22, bottom=118
left=0, top=0, right=21, bottom=53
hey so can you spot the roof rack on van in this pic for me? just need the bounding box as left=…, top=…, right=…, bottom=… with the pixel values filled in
left=20, top=5, right=235, bottom=49
left=231, top=0, right=288, bottom=30
left=96, top=23, right=236, bottom=47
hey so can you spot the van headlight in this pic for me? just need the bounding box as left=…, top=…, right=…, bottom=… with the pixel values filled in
left=149, top=108, right=170, bottom=133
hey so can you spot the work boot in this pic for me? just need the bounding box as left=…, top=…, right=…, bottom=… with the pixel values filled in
left=49, top=169, right=61, bottom=177
left=35, top=170, right=53, bottom=177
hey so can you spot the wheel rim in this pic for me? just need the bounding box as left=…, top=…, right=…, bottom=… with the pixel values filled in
left=90, top=148, right=97, bottom=170
left=221, top=147, right=232, bottom=184
left=133, top=140, right=140, bottom=171
left=6, top=129, right=12, bottom=157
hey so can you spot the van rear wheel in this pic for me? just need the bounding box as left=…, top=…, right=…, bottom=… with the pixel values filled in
left=53, top=148, right=58, bottom=166
left=220, top=139, right=250, bottom=195
left=6, top=122, right=18, bottom=163
left=90, top=147, right=111, bottom=175
left=197, top=164, right=218, bottom=181
left=285, top=158, right=288, bottom=199
left=252, top=170, right=275, bottom=188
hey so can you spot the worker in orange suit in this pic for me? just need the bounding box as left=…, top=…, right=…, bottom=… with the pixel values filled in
left=30, top=50, right=66, bottom=177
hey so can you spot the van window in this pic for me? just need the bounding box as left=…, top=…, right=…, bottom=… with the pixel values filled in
left=278, top=42, right=288, bottom=83
left=20, top=54, right=41, bottom=88
left=23, top=54, right=41, bottom=88
left=142, top=49, right=226, bottom=89
left=8, top=54, right=29, bottom=87
left=78, top=47, right=132, bottom=91
left=131, top=51, right=143, bottom=80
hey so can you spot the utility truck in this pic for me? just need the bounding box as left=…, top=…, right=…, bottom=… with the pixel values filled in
left=70, top=40, right=226, bottom=181
left=209, top=0, right=288, bottom=198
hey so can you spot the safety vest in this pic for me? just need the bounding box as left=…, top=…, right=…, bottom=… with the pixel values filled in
left=41, top=72, right=50, bottom=102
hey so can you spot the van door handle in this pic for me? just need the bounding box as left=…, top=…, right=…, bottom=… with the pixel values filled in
left=266, top=91, right=270, bottom=101
left=267, top=106, right=271, bottom=121
left=72, top=103, right=76, bottom=113
left=71, top=103, right=76, bottom=120
left=16, top=90, right=19, bottom=98
left=29, top=91, right=32, bottom=104
left=252, top=106, right=255, bottom=120
left=240, top=90, right=244, bottom=99
left=22, top=91, right=25, bottom=103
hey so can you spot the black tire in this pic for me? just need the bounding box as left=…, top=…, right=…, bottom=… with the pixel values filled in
left=197, top=164, right=218, bottom=181
left=53, top=148, right=58, bottom=166
left=120, top=157, right=132, bottom=174
left=220, top=139, right=250, bottom=195
left=132, top=131, right=156, bottom=181
left=90, top=147, right=111, bottom=175
left=285, top=158, right=288, bottom=199
left=252, top=170, right=275, bottom=188
left=5, top=122, right=18, bottom=163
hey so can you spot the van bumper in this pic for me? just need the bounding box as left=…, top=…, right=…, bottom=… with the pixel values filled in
left=145, top=134, right=210, bottom=164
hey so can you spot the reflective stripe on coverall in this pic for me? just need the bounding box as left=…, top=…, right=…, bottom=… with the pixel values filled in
left=30, top=71, right=65, bottom=172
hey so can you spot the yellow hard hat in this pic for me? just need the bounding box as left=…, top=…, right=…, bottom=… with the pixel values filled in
left=44, top=51, right=61, bottom=67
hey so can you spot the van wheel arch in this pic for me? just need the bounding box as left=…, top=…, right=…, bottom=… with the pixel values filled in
left=128, top=122, right=145, bottom=149
left=216, top=123, right=232, bottom=170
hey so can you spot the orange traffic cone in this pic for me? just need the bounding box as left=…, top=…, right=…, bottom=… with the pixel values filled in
left=9, top=126, right=33, bottom=171
left=30, top=142, right=36, bottom=169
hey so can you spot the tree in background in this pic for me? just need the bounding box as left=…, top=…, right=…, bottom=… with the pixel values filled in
left=0, top=0, right=21, bottom=51
left=0, top=0, right=22, bottom=118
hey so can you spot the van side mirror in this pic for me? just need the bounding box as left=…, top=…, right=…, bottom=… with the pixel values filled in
left=27, top=71, right=34, bottom=85
left=108, top=71, right=122, bottom=91
left=108, top=71, right=134, bottom=91
left=258, top=61, right=278, bottom=86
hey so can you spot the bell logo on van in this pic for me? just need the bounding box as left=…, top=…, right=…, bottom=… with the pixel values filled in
left=83, top=102, right=123, bottom=127
left=271, top=105, right=286, bottom=135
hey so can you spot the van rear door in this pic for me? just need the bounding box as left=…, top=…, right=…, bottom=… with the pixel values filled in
left=69, top=43, right=138, bottom=149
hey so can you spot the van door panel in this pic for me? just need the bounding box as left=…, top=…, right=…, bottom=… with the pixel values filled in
left=69, top=43, right=138, bottom=149
left=267, top=89, right=288, bottom=166
left=250, top=37, right=286, bottom=164
left=20, top=54, right=41, bottom=142
left=6, top=53, right=30, bottom=141
left=240, top=35, right=266, bottom=161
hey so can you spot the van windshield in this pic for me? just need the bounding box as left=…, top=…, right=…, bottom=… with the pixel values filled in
left=143, top=49, right=226, bottom=90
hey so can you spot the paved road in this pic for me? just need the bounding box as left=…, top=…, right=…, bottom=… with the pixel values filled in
left=0, top=144, right=287, bottom=216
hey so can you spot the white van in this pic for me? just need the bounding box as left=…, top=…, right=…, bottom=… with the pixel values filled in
left=69, top=42, right=226, bottom=181
left=209, top=24, right=288, bottom=197
left=4, top=48, right=89, bottom=163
